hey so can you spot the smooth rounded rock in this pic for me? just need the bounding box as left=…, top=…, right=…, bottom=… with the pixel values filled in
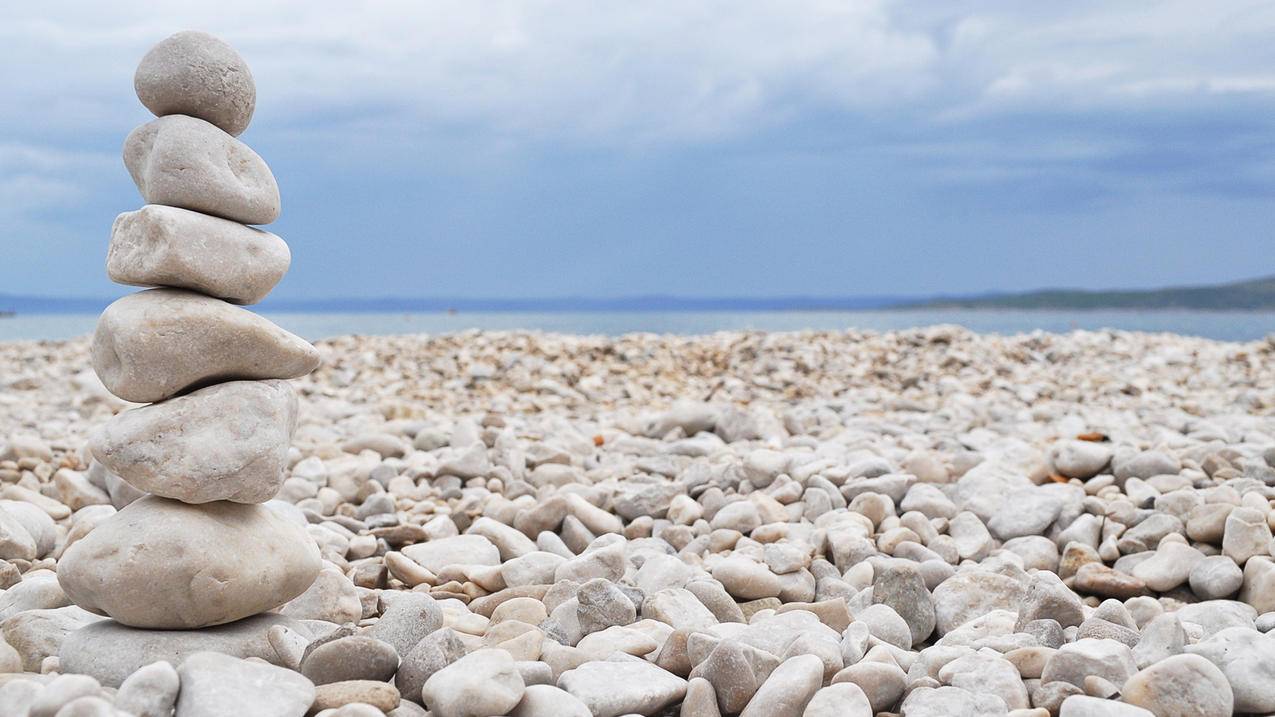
left=421, top=648, right=525, bottom=717
left=124, top=115, right=279, bottom=224
left=557, top=658, right=688, bottom=717
left=91, top=379, right=297, bottom=504
left=1122, top=653, right=1232, bottom=717
left=176, top=650, right=315, bottom=717
left=300, top=636, right=399, bottom=685
left=91, top=289, right=319, bottom=403
left=57, top=495, right=321, bottom=628
left=107, top=205, right=289, bottom=304
left=134, top=31, right=256, bottom=136
left=114, top=660, right=179, bottom=717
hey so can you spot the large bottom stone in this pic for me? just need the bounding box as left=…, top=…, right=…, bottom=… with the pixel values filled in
left=57, top=496, right=321, bottom=628
left=59, top=613, right=311, bottom=687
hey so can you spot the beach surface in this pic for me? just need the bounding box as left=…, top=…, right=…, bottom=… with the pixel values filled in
left=2, top=326, right=1274, bottom=715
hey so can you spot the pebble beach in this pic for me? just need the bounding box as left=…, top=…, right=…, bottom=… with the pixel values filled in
left=2, top=326, right=1275, bottom=716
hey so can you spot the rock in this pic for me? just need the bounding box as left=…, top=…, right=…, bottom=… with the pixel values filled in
left=1130, top=541, right=1204, bottom=592
left=577, top=578, right=636, bottom=634
left=1222, top=507, right=1272, bottom=565
left=0, top=573, right=69, bottom=622
left=1186, top=625, right=1275, bottom=713
left=509, top=684, right=592, bottom=717
left=642, top=588, right=717, bottom=632
left=402, top=535, right=501, bottom=574
left=0, top=507, right=36, bottom=561
left=2, top=501, right=57, bottom=558
left=557, top=658, right=688, bottom=717
left=1073, top=563, right=1147, bottom=599
left=312, top=681, right=401, bottom=713
left=872, top=560, right=935, bottom=646
left=1041, top=638, right=1138, bottom=690
left=711, top=556, right=782, bottom=600
left=1051, top=440, right=1112, bottom=479
left=28, top=673, right=100, bottom=717
left=176, top=651, right=315, bottom=717
left=738, top=653, right=822, bottom=717
left=58, top=495, right=319, bottom=628
left=1115, top=450, right=1179, bottom=482
left=1122, top=653, right=1232, bottom=717
left=92, top=289, right=319, bottom=403
left=364, top=592, right=443, bottom=657
left=1059, top=696, right=1153, bottom=716
left=124, top=114, right=279, bottom=224
left=91, top=379, right=297, bottom=504
left=395, top=628, right=467, bottom=705
left=60, top=613, right=307, bottom=687
left=2, top=605, right=101, bottom=671
left=107, top=205, right=289, bottom=304
left=115, top=661, right=179, bottom=717
left=1132, top=614, right=1185, bottom=669
left=931, top=571, right=1025, bottom=635
left=898, top=685, right=1008, bottom=716
left=1191, top=555, right=1244, bottom=600
left=421, top=649, right=525, bottom=717
left=938, top=652, right=1029, bottom=710
left=987, top=489, right=1063, bottom=540
left=1238, top=557, right=1275, bottom=614
left=280, top=566, right=362, bottom=624
left=134, top=31, right=255, bottom=136
left=300, top=635, right=399, bottom=685
left=831, top=660, right=905, bottom=714
left=802, top=683, right=873, bottom=717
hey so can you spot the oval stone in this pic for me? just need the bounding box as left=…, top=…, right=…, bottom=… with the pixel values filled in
left=124, top=115, right=280, bottom=225
left=108, top=205, right=290, bottom=305
left=90, top=380, right=298, bottom=504
left=134, top=31, right=256, bottom=137
left=58, top=495, right=321, bottom=629
left=92, top=289, right=319, bottom=403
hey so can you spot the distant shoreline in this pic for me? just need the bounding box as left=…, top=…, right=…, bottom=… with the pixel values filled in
left=4, top=273, right=1275, bottom=314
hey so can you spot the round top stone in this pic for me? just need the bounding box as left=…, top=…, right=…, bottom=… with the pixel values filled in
left=134, top=30, right=256, bottom=137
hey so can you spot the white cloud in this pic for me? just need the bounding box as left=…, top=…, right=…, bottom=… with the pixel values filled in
left=2, top=0, right=1272, bottom=149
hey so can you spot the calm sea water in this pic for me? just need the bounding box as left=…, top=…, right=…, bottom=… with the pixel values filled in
left=1, top=310, right=1272, bottom=342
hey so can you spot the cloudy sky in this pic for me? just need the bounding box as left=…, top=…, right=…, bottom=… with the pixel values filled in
left=4, top=1, right=1274, bottom=300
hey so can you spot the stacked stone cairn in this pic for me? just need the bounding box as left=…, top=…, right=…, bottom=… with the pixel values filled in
left=57, top=32, right=323, bottom=632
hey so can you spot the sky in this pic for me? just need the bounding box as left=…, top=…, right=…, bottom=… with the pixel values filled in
left=3, top=1, right=1275, bottom=301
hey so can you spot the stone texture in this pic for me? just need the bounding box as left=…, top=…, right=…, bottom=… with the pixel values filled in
left=57, top=495, right=321, bottom=628
left=176, top=651, right=315, bottom=717
left=134, top=31, right=256, bottom=136
left=421, top=648, right=525, bottom=717
left=108, top=205, right=289, bottom=304
left=92, top=289, right=319, bottom=403
left=91, top=379, right=297, bottom=504
left=1122, top=653, right=1233, bottom=717
left=124, top=115, right=279, bottom=224
left=59, top=613, right=306, bottom=687
left=557, top=658, right=688, bottom=717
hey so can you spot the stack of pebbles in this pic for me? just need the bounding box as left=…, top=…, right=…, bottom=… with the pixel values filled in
left=57, top=32, right=322, bottom=635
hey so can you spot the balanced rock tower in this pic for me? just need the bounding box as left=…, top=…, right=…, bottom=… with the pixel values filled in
left=58, top=32, right=322, bottom=632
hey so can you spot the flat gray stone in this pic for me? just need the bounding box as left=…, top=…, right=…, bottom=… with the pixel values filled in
left=176, top=651, right=314, bottom=717
left=92, top=289, right=319, bottom=403
left=91, top=380, right=297, bottom=504
left=60, top=613, right=308, bottom=687
left=58, top=495, right=321, bottom=628
left=108, top=205, right=289, bottom=304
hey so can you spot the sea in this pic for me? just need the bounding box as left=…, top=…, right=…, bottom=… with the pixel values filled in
left=1, top=309, right=1273, bottom=343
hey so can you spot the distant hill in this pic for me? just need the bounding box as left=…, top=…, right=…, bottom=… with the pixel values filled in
left=4, top=276, right=1274, bottom=315
left=903, top=275, right=1275, bottom=311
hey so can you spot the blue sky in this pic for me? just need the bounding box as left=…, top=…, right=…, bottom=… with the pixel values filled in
left=3, top=1, right=1274, bottom=300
